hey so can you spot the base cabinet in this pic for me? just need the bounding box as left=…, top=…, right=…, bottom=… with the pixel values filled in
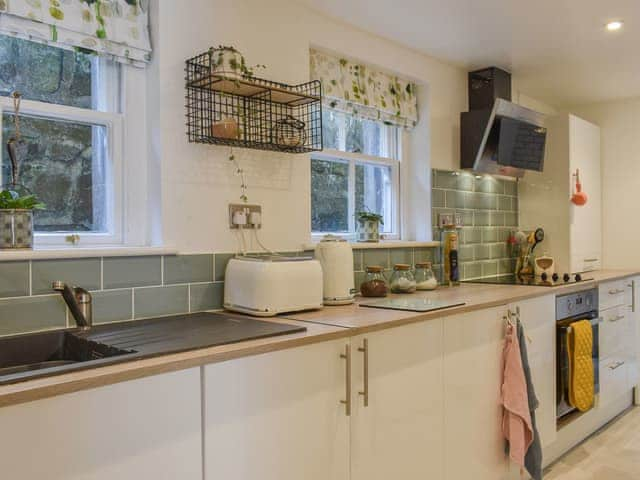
left=0, top=369, right=202, bottom=480
left=443, top=306, right=509, bottom=480
left=350, top=318, right=444, bottom=480
left=203, top=339, right=350, bottom=480
left=508, top=295, right=557, bottom=447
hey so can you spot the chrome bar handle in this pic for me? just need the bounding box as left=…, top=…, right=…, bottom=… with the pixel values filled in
left=358, top=338, right=369, bottom=407
left=340, top=344, right=352, bottom=416
left=629, top=280, right=636, bottom=313
left=609, top=288, right=625, bottom=295
left=608, top=314, right=625, bottom=323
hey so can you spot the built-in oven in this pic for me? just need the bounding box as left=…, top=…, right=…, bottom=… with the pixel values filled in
left=556, top=288, right=599, bottom=423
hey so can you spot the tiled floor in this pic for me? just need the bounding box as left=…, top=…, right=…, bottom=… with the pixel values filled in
left=545, top=407, right=640, bottom=480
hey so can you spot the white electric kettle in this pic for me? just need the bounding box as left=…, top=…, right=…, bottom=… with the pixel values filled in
left=315, top=235, right=355, bottom=305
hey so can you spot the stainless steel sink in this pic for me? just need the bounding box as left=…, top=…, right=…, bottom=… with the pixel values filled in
left=0, top=312, right=306, bottom=385
left=0, top=330, right=134, bottom=384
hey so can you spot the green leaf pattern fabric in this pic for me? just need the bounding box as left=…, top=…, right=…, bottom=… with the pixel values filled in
left=310, top=49, right=418, bottom=129
left=0, top=0, right=151, bottom=66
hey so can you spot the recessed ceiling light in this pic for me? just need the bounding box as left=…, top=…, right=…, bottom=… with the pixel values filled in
left=606, top=20, right=624, bottom=31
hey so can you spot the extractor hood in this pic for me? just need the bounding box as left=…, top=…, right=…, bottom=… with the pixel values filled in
left=460, top=67, right=547, bottom=178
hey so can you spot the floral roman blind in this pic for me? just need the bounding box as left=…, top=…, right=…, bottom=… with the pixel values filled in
left=310, top=49, right=418, bottom=129
left=0, top=0, right=151, bottom=66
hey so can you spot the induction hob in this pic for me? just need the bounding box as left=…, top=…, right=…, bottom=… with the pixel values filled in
left=463, top=273, right=593, bottom=287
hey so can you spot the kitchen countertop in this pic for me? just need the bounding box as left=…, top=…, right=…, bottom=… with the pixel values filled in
left=0, top=269, right=636, bottom=408
left=0, top=318, right=349, bottom=408
left=283, top=269, right=640, bottom=333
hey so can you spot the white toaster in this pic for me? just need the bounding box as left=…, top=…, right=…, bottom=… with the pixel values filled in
left=223, top=256, right=323, bottom=317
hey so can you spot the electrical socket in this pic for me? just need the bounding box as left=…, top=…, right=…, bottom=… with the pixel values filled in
left=229, top=204, right=262, bottom=229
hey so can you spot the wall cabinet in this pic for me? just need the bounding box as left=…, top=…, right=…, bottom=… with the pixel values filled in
left=203, top=339, right=350, bottom=480
left=0, top=369, right=202, bottom=480
left=349, top=318, right=444, bottom=480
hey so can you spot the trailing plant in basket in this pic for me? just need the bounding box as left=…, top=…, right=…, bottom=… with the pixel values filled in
left=0, top=190, right=45, bottom=210
left=210, top=45, right=266, bottom=78
left=356, top=211, right=384, bottom=225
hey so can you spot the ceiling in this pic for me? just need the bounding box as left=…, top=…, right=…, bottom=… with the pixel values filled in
left=297, top=0, right=639, bottom=107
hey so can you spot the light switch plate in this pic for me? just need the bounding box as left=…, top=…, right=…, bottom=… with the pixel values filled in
left=229, top=204, right=262, bottom=229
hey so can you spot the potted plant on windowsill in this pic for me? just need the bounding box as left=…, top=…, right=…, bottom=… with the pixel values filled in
left=0, top=190, right=45, bottom=249
left=356, top=211, right=384, bottom=243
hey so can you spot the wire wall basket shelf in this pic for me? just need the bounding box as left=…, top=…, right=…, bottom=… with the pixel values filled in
left=185, top=50, right=323, bottom=153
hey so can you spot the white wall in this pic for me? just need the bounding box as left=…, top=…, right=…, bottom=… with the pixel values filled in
left=149, top=0, right=467, bottom=253
left=572, top=98, right=640, bottom=269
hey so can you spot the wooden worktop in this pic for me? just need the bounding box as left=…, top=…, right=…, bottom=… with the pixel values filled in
left=284, top=269, right=639, bottom=333
left=0, top=269, right=636, bottom=408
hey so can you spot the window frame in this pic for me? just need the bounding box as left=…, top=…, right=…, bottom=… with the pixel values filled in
left=0, top=95, right=124, bottom=246
left=0, top=38, right=152, bottom=249
left=311, top=121, right=402, bottom=241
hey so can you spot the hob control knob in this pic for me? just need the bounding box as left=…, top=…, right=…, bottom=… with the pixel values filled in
left=563, top=273, right=571, bottom=282
left=541, top=272, right=548, bottom=281
left=575, top=273, right=582, bottom=282
left=552, top=273, right=559, bottom=282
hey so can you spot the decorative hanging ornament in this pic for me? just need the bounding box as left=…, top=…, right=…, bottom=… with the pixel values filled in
left=6, top=91, right=22, bottom=189
left=571, top=169, right=588, bottom=206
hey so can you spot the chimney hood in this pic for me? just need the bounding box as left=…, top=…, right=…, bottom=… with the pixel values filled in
left=460, top=67, right=547, bottom=178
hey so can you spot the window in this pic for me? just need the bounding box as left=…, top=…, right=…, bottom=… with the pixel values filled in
left=311, top=109, right=400, bottom=238
left=0, top=35, right=123, bottom=245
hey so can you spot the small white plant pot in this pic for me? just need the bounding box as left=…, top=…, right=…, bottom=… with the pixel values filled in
left=0, top=209, right=33, bottom=249
left=211, top=49, right=245, bottom=79
left=357, top=219, right=380, bottom=243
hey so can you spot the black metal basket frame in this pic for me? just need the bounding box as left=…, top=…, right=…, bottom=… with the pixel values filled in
left=185, top=50, right=323, bottom=154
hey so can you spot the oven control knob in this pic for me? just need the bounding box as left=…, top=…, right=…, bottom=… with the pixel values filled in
left=541, top=272, right=548, bottom=281
left=575, top=273, right=582, bottom=282
left=567, top=299, right=574, bottom=311
left=563, top=273, right=571, bottom=282
left=552, top=273, right=559, bottom=282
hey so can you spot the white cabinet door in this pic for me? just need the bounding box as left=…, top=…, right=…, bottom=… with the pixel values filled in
left=443, top=307, right=509, bottom=480
left=0, top=368, right=202, bottom=480
left=203, top=340, right=350, bottom=480
left=510, top=295, right=557, bottom=447
left=569, top=114, right=602, bottom=273
left=349, top=318, right=444, bottom=480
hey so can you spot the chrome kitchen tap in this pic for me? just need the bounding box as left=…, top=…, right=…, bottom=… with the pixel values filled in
left=52, top=281, right=92, bottom=329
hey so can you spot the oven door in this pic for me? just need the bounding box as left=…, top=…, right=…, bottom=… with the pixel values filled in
left=556, top=313, right=600, bottom=420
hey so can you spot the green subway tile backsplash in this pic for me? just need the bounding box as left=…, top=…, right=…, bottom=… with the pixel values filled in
left=134, top=285, right=189, bottom=319
left=32, top=258, right=101, bottom=295
left=190, top=282, right=224, bottom=312
left=92, top=289, right=133, bottom=324
left=0, top=295, right=67, bottom=336
left=432, top=168, right=519, bottom=281
left=103, top=256, right=161, bottom=289
left=0, top=261, right=29, bottom=298
left=164, top=254, right=213, bottom=285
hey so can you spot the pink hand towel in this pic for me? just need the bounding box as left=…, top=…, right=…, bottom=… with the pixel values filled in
left=501, top=323, right=533, bottom=468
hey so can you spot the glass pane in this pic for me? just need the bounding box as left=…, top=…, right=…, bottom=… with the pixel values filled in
left=2, top=113, right=107, bottom=233
left=0, top=34, right=98, bottom=109
left=355, top=162, right=393, bottom=233
left=347, top=117, right=386, bottom=157
left=322, top=108, right=393, bottom=158
left=321, top=109, right=340, bottom=150
left=311, top=158, right=349, bottom=232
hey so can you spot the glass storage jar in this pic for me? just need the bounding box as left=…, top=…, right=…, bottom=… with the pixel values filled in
left=389, top=264, right=416, bottom=293
left=415, top=262, right=438, bottom=290
left=360, top=266, right=388, bottom=297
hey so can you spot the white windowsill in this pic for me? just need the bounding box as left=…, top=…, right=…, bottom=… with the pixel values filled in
left=0, top=246, right=178, bottom=261
left=304, top=240, right=441, bottom=250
